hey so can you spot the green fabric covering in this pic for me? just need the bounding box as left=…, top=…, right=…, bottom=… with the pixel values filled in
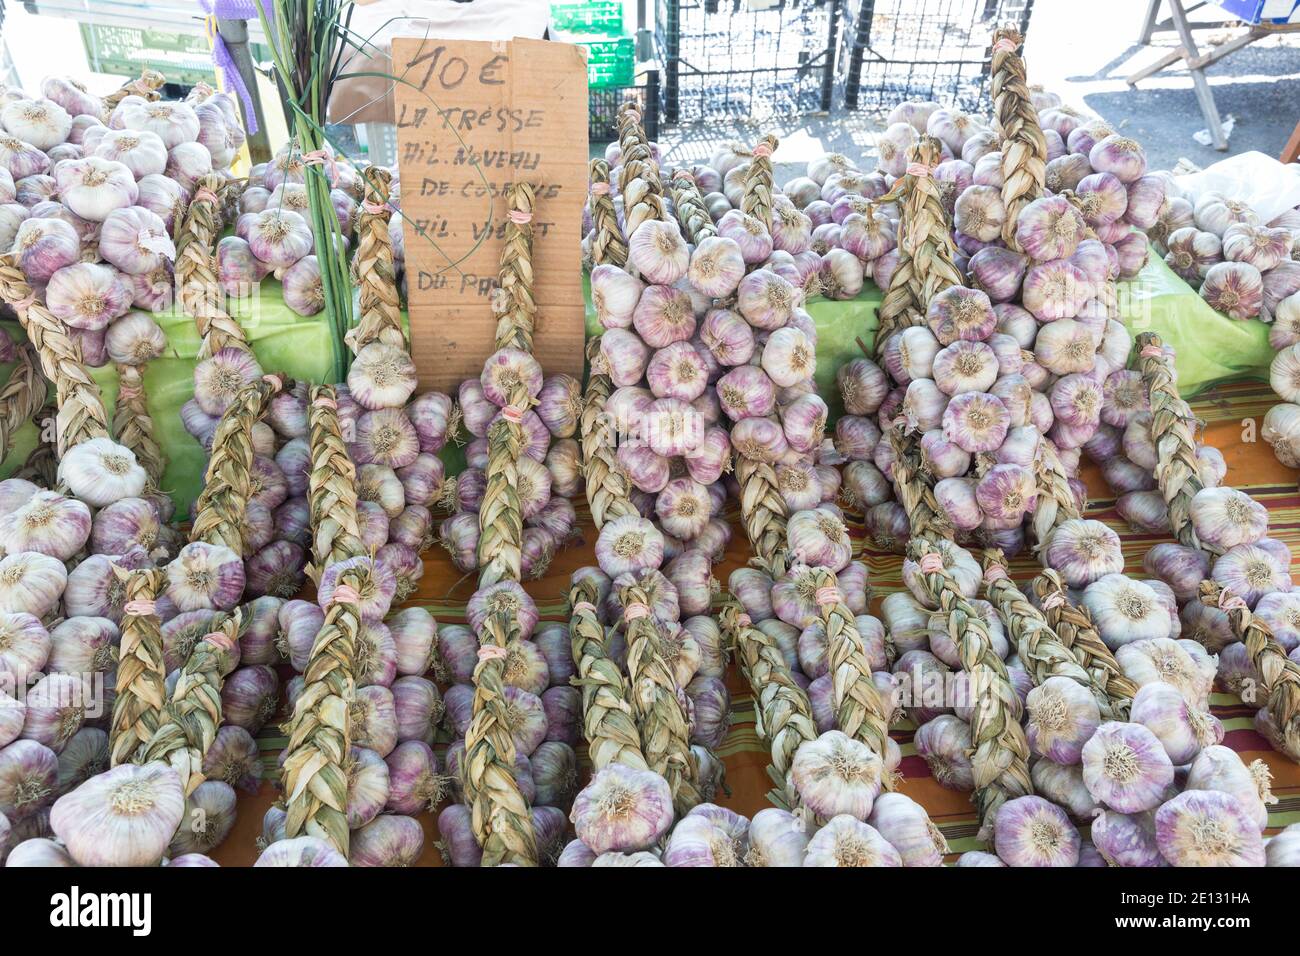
left=0, top=244, right=1275, bottom=518
left=0, top=280, right=339, bottom=518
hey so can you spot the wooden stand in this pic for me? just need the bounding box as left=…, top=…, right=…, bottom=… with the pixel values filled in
left=1127, top=0, right=1300, bottom=151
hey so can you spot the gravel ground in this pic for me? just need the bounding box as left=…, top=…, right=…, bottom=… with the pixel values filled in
left=650, top=0, right=1300, bottom=180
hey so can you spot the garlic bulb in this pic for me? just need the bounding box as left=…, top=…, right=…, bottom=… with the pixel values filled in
left=0, top=490, right=91, bottom=560
left=1131, top=681, right=1222, bottom=765
left=1155, top=789, right=1264, bottom=866
left=349, top=813, right=424, bottom=867
left=994, top=795, right=1080, bottom=867
left=165, top=542, right=245, bottom=612
left=802, top=815, right=901, bottom=867
left=664, top=804, right=749, bottom=867
left=168, top=780, right=236, bottom=856
left=254, top=836, right=348, bottom=867
left=1185, top=745, right=1273, bottom=831
left=95, top=128, right=167, bottom=179
left=791, top=730, right=883, bottom=820
left=118, top=99, right=199, bottom=148
left=1080, top=721, right=1173, bottom=813
left=743, top=807, right=809, bottom=866
left=867, top=792, right=946, bottom=866
left=50, top=761, right=184, bottom=866
left=1266, top=823, right=1300, bottom=867
left=1211, top=543, right=1290, bottom=609
left=1025, top=676, right=1101, bottom=765
left=914, top=715, right=974, bottom=790
left=1031, top=759, right=1100, bottom=818
left=2, top=98, right=72, bottom=150
left=53, top=156, right=138, bottom=221
left=56, top=438, right=147, bottom=508
left=348, top=341, right=418, bottom=411
left=1200, top=261, right=1263, bottom=319
left=1116, top=638, right=1213, bottom=708
left=1043, top=519, right=1123, bottom=587
left=46, top=261, right=132, bottom=330
left=570, top=763, right=674, bottom=854
left=1081, top=574, right=1170, bottom=650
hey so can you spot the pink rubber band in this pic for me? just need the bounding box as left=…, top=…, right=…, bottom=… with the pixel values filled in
left=507, top=210, right=532, bottom=225
left=993, top=37, right=1017, bottom=54
left=477, top=644, right=508, bottom=662
left=501, top=405, right=525, bottom=424
left=736, top=613, right=752, bottom=628
left=919, top=552, right=944, bottom=575
left=313, top=396, right=337, bottom=410
left=983, top=564, right=1009, bottom=584
left=590, top=182, right=610, bottom=196
left=192, top=188, right=219, bottom=208
left=116, top=382, right=142, bottom=402
left=1218, top=589, right=1248, bottom=613
left=361, top=200, right=389, bottom=215
left=262, top=374, right=283, bottom=392
left=907, top=162, right=931, bottom=178
left=573, top=601, right=597, bottom=616
left=815, top=586, right=843, bottom=607
left=1139, top=344, right=1164, bottom=359
left=12, top=293, right=35, bottom=312
left=302, top=149, right=339, bottom=185
left=751, top=143, right=773, bottom=158
left=124, top=600, right=156, bottom=616
left=623, top=602, right=651, bottom=621
left=1041, top=590, right=1065, bottom=610
left=328, top=584, right=361, bottom=607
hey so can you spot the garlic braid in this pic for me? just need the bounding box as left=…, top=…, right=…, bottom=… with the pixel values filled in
left=491, top=182, right=537, bottom=355
left=669, top=168, right=717, bottom=245
left=740, top=134, right=779, bottom=231
left=621, top=581, right=702, bottom=815
left=616, top=103, right=666, bottom=234
left=109, top=568, right=168, bottom=767
left=13, top=401, right=57, bottom=487
left=890, top=427, right=1032, bottom=836
left=568, top=578, right=649, bottom=771
left=0, top=344, right=45, bottom=463
left=346, top=166, right=405, bottom=355
left=175, top=172, right=250, bottom=359
left=588, top=159, right=628, bottom=267
left=190, top=376, right=283, bottom=554
left=0, top=256, right=111, bottom=455
left=875, top=137, right=964, bottom=350
left=991, top=27, right=1047, bottom=250
left=102, top=67, right=165, bottom=115
left=580, top=339, right=639, bottom=530
left=112, top=363, right=166, bottom=489
left=720, top=598, right=817, bottom=811
left=1030, top=570, right=1136, bottom=720
left=305, top=384, right=364, bottom=579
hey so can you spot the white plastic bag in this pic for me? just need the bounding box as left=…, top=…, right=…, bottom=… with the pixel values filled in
left=1173, top=151, right=1300, bottom=222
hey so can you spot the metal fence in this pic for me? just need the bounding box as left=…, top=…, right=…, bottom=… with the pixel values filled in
left=654, top=0, right=843, bottom=125
left=839, top=0, right=1035, bottom=115
left=590, top=70, right=661, bottom=143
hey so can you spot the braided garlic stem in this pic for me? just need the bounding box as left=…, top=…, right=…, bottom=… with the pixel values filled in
left=580, top=338, right=638, bottom=531
left=1199, top=581, right=1300, bottom=761
left=102, top=68, right=165, bottom=115
left=492, top=183, right=537, bottom=354
left=1135, top=332, right=1211, bottom=554
left=589, top=159, right=628, bottom=267
left=464, top=610, right=539, bottom=866
left=814, top=567, right=892, bottom=778
left=720, top=599, right=817, bottom=811
left=476, top=397, right=525, bottom=587
left=890, top=427, right=1031, bottom=834
left=0, top=344, right=44, bottom=463
left=282, top=567, right=364, bottom=856
left=112, top=363, right=166, bottom=488
left=981, top=550, right=1094, bottom=693
left=190, top=377, right=282, bottom=554
left=14, top=401, right=57, bottom=487
left=1030, top=438, right=1081, bottom=552
left=1030, top=570, right=1136, bottom=720
left=569, top=579, right=649, bottom=771
left=140, top=611, right=241, bottom=794
left=622, top=582, right=701, bottom=815
left=305, top=384, right=364, bottom=579
left=992, top=27, right=1048, bottom=250
left=176, top=173, right=250, bottom=359
left=875, top=137, right=964, bottom=350
left=669, top=168, right=717, bottom=245
left=740, top=134, right=779, bottom=231
left=346, top=166, right=405, bottom=355
left=0, top=256, right=110, bottom=455
left=733, top=455, right=788, bottom=578
left=109, top=569, right=168, bottom=767
left=616, top=103, right=666, bottom=234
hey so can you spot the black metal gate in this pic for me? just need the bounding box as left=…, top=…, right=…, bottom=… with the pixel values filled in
left=840, top=0, right=1034, bottom=114
left=655, top=0, right=844, bottom=125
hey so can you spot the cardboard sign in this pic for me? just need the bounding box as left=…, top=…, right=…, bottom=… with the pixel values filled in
left=391, top=36, right=589, bottom=392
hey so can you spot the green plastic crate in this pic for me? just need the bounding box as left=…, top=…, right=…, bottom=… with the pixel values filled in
left=582, top=37, right=634, bottom=89
left=79, top=23, right=271, bottom=89
left=550, top=1, right=625, bottom=37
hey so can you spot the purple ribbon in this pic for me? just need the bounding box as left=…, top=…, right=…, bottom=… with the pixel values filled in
left=198, top=0, right=271, bottom=134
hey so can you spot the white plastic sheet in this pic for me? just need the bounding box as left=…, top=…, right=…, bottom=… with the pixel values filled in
left=1174, top=151, right=1300, bottom=223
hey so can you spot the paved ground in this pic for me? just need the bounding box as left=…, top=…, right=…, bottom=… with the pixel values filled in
left=653, top=0, right=1300, bottom=179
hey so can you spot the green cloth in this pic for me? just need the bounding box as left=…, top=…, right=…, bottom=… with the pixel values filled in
left=0, top=244, right=1274, bottom=517
left=0, top=280, right=339, bottom=518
